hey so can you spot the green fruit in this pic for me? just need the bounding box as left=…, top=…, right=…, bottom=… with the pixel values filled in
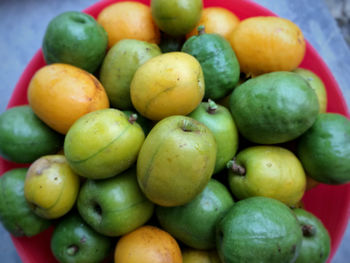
left=293, top=68, right=327, bottom=113
left=227, top=146, right=306, bottom=206
left=43, top=11, right=108, bottom=73
left=123, top=110, right=154, bottom=135
left=182, top=26, right=240, bottom=100
left=64, top=109, right=145, bottom=179
left=293, top=209, right=330, bottom=263
left=137, top=115, right=216, bottom=207
left=77, top=168, right=154, bottom=237
left=216, top=197, right=302, bottom=263
left=297, top=113, right=350, bottom=184
left=230, top=71, right=319, bottom=144
left=151, top=0, right=202, bottom=36
left=99, top=39, right=161, bottom=109
left=188, top=100, right=239, bottom=173
left=0, top=168, right=51, bottom=237
left=156, top=179, right=234, bottom=249
left=0, top=105, right=63, bottom=163
left=51, top=213, right=112, bottom=263
left=182, top=248, right=221, bottom=263
left=158, top=32, right=185, bottom=53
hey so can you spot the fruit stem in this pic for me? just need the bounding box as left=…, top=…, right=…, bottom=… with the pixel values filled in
left=226, top=159, right=246, bottom=176
left=207, top=99, right=218, bottom=114
left=66, top=245, right=79, bottom=256
left=181, top=119, right=197, bottom=132
left=128, top=114, right=138, bottom=124
left=302, top=224, right=316, bottom=237
left=197, top=25, right=206, bottom=35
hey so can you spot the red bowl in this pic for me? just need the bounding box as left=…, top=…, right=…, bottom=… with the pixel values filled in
left=1, top=0, right=349, bottom=262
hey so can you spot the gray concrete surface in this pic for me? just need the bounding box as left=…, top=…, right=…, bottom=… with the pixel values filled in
left=0, top=0, right=349, bottom=262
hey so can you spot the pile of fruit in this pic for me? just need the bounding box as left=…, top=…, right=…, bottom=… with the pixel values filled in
left=1, top=0, right=350, bottom=262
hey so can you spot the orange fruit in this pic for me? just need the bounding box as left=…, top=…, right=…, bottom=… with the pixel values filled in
left=114, top=225, right=182, bottom=263
left=27, top=63, right=109, bottom=134
left=130, top=52, right=204, bottom=121
left=97, top=1, right=160, bottom=48
left=230, top=16, right=306, bottom=76
left=186, top=7, right=240, bottom=40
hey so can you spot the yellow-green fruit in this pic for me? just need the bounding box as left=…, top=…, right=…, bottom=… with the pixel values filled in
left=228, top=146, right=306, bottom=206
left=24, top=155, right=80, bottom=219
left=137, top=115, right=216, bottom=207
left=183, top=249, right=221, bottom=263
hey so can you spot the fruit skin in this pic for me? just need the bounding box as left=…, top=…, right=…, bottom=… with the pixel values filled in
left=151, top=0, right=203, bottom=36
left=27, top=63, right=109, bottom=134
left=294, top=68, right=328, bottom=113
left=230, top=71, right=319, bottom=144
left=24, top=155, right=80, bottom=219
left=297, top=113, right=350, bottom=184
left=156, top=179, right=234, bottom=249
left=188, top=101, right=239, bottom=174
left=123, top=110, right=154, bottom=135
left=77, top=168, right=154, bottom=237
left=137, top=115, right=216, bottom=207
left=230, top=16, right=305, bottom=76
left=100, top=39, right=161, bottom=110
left=182, top=248, right=221, bottom=263
left=64, top=109, right=145, bottom=179
left=42, top=11, right=108, bottom=73
left=114, top=225, right=182, bottom=263
left=0, top=168, right=51, bottom=237
left=228, top=146, right=306, bottom=206
left=182, top=28, right=240, bottom=100
left=51, top=213, right=112, bottom=263
left=0, top=105, right=63, bottom=163
left=216, top=196, right=302, bottom=263
left=186, top=7, right=240, bottom=40
left=293, top=209, right=330, bottom=263
left=130, top=52, right=205, bottom=121
left=97, top=1, right=160, bottom=48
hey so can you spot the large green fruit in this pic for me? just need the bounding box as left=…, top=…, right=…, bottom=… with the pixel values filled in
left=43, top=11, right=108, bottom=73
left=51, top=213, right=112, bottom=263
left=0, top=168, right=51, bottom=237
left=137, top=115, right=216, bottom=207
left=77, top=168, right=154, bottom=237
left=0, top=105, right=63, bottom=163
left=188, top=100, right=239, bottom=174
left=99, top=39, right=161, bottom=109
left=297, top=113, right=350, bottom=184
left=64, top=109, right=145, bottom=179
left=156, top=179, right=234, bottom=249
left=151, top=0, right=202, bottom=36
left=216, top=197, right=302, bottom=263
left=293, top=209, right=330, bottom=263
left=230, top=71, right=319, bottom=144
left=182, top=27, right=240, bottom=100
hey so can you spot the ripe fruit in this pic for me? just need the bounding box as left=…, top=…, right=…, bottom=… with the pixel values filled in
left=0, top=168, right=51, bottom=237
left=137, top=115, right=216, bottom=207
left=64, top=109, right=145, bottom=179
left=230, top=71, right=319, bottom=144
left=77, top=168, right=154, bottom=237
left=216, top=197, right=302, bottom=263
left=0, top=105, right=63, bottom=163
left=186, top=7, right=240, bottom=40
left=182, top=248, right=221, bottom=263
left=42, top=11, right=108, bottom=73
left=24, top=155, right=80, bottom=219
left=114, top=225, right=182, bottom=263
left=130, top=52, right=205, bottom=121
left=27, top=63, right=109, bottom=134
left=99, top=39, right=161, bottom=110
left=97, top=1, right=160, bottom=48
left=151, top=0, right=203, bottom=36
left=297, top=113, right=350, bottom=184
left=227, top=146, right=306, bottom=206
left=230, top=16, right=305, bottom=76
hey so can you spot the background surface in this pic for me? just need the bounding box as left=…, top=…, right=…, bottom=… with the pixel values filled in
left=0, top=0, right=349, bottom=262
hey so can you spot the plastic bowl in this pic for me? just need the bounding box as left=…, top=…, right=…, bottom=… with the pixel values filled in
left=1, top=0, right=349, bottom=262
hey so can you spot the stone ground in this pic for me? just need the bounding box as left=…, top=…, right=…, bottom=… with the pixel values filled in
left=325, top=0, right=350, bottom=46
